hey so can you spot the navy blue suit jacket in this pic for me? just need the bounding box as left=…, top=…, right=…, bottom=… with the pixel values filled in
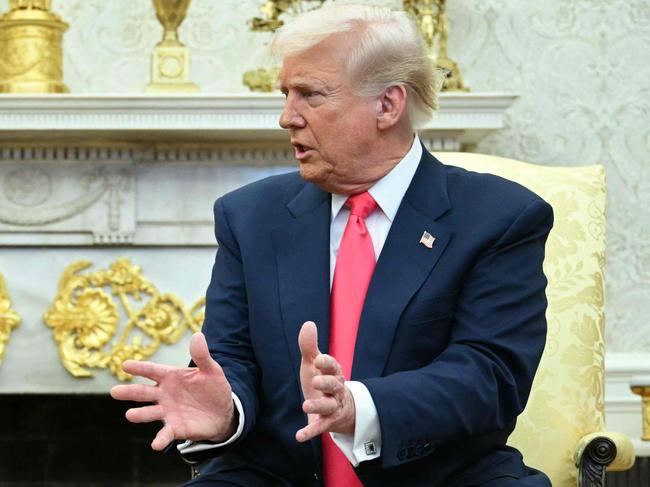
left=188, top=149, right=553, bottom=486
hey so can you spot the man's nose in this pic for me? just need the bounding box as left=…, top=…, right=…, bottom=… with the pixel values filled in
left=279, top=98, right=306, bottom=129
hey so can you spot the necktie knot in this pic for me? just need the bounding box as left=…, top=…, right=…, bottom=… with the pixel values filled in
left=346, top=191, right=377, bottom=219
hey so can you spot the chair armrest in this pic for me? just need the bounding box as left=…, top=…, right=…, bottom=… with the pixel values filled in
left=573, top=431, right=635, bottom=486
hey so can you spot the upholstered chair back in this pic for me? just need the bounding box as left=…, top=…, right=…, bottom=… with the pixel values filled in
left=436, top=152, right=633, bottom=486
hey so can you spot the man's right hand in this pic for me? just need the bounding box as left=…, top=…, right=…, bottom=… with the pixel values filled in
left=110, top=332, right=237, bottom=451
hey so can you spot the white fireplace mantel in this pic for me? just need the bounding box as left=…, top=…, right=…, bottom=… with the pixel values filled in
left=0, top=92, right=516, bottom=149
left=0, top=91, right=518, bottom=394
left=0, top=92, right=516, bottom=247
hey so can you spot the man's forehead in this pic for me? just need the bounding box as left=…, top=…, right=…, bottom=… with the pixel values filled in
left=278, top=57, right=344, bottom=91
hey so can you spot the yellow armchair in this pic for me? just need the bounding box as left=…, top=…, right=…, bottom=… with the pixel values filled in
left=436, top=152, right=635, bottom=486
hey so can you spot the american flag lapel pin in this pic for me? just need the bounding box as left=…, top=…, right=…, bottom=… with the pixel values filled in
left=419, top=231, right=435, bottom=249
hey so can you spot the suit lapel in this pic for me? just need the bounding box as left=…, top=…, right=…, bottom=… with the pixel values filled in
left=271, top=182, right=331, bottom=469
left=271, top=182, right=332, bottom=383
left=352, top=150, right=453, bottom=380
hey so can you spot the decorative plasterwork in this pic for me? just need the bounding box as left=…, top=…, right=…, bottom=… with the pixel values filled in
left=0, top=161, right=135, bottom=245
left=43, top=258, right=205, bottom=380
left=0, top=273, right=20, bottom=365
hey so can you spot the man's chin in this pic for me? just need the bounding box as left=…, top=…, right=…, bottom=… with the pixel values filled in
left=298, top=164, right=333, bottom=188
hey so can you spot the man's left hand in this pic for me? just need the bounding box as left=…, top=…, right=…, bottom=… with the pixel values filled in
left=296, top=321, right=356, bottom=442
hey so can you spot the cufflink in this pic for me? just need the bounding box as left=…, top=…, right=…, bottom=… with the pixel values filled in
left=364, top=441, right=377, bottom=456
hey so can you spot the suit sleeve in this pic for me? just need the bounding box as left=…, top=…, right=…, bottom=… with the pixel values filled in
left=361, top=197, right=554, bottom=469
left=183, top=197, right=261, bottom=461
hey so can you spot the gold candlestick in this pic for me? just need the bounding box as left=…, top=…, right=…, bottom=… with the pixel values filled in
left=403, top=0, right=468, bottom=92
left=146, top=0, right=199, bottom=93
left=631, top=383, right=650, bottom=441
left=0, top=0, right=69, bottom=93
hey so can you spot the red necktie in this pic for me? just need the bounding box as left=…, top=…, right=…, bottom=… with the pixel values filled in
left=323, top=191, right=378, bottom=487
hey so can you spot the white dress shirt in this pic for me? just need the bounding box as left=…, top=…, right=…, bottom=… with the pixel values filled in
left=179, top=136, right=423, bottom=466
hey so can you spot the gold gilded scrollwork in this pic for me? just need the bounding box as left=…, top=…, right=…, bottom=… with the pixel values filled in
left=44, top=258, right=205, bottom=380
left=0, top=273, right=21, bottom=365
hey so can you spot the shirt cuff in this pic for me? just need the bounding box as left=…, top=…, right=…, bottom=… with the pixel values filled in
left=177, top=392, right=244, bottom=455
left=330, top=380, right=382, bottom=467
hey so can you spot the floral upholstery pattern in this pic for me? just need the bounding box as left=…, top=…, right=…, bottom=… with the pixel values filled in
left=436, top=152, right=633, bottom=486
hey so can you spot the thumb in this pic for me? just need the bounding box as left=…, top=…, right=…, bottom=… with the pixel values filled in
left=189, top=332, right=219, bottom=374
left=298, top=321, right=320, bottom=362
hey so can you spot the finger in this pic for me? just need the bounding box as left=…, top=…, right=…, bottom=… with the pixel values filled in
left=314, top=354, right=341, bottom=376
left=110, top=384, right=158, bottom=403
left=296, top=417, right=329, bottom=443
left=189, top=332, right=222, bottom=375
left=151, top=424, right=175, bottom=451
left=125, top=404, right=163, bottom=423
left=303, top=397, right=337, bottom=416
left=121, top=360, right=165, bottom=382
left=298, top=321, right=320, bottom=362
left=312, top=375, right=343, bottom=395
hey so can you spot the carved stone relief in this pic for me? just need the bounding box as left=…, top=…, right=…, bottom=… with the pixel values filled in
left=4, top=168, right=51, bottom=207
left=0, top=160, right=135, bottom=244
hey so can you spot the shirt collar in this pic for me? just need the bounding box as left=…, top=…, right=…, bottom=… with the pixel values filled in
left=331, top=135, right=422, bottom=221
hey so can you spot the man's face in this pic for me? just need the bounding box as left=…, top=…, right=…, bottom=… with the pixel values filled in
left=278, top=34, right=379, bottom=194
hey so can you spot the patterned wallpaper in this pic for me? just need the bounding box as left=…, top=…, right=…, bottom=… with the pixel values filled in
left=0, top=0, right=648, bottom=352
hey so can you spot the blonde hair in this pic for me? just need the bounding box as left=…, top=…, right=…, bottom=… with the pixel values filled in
left=270, top=3, right=441, bottom=128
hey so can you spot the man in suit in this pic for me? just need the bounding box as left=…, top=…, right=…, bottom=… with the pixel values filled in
left=111, top=4, right=553, bottom=486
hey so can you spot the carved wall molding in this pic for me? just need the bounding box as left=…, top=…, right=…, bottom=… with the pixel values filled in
left=43, top=258, right=205, bottom=380
left=0, top=144, right=294, bottom=165
left=0, top=273, right=20, bottom=365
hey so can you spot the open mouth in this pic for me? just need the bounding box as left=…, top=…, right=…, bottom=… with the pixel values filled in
left=292, top=142, right=315, bottom=159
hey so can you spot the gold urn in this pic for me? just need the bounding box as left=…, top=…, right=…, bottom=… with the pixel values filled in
left=0, top=0, right=69, bottom=93
left=146, top=0, right=199, bottom=92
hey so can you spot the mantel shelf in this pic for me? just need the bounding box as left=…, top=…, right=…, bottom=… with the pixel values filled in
left=0, top=92, right=516, bottom=148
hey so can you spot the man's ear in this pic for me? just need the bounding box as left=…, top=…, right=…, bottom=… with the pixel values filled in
left=376, top=85, right=407, bottom=130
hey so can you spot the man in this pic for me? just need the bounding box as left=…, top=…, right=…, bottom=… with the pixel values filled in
left=111, top=4, right=553, bottom=486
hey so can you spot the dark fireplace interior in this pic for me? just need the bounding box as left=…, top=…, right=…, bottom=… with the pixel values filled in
left=0, top=394, right=647, bottom=486
left=0, top=394, right=188, bottom=486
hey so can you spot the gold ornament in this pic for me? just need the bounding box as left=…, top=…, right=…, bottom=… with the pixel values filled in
left=403, top=0, right=468, bottom=92
left=145, top=0, right=199, bottom=93
left=631, top=384, right=650, bottom=441
left=0, top=0, right=69, bottom=93
left=243, top=0, right=325, bottom=92
left=0, top=273, right=21, bottom=365
left=43, top=258, right=205, bottom=380
left=243, top=67, right=281, bottom=93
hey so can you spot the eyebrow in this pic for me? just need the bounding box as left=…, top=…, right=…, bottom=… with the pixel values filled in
left=280, top=78, right=328, bottom=93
